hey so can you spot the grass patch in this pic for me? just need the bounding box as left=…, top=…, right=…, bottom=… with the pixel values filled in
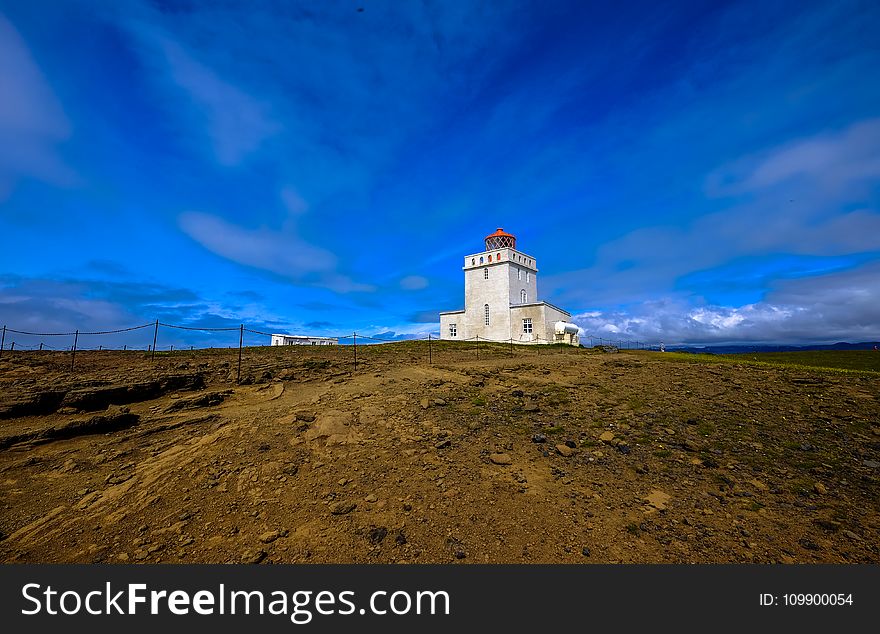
left=724, top=350, right=880, bottom=373
left=471, top=396, right=486, bottom=406
left=627, top=396, right=646, bottom=411
left=697, top=421, right=715, bottom=436
left=789, top=477, right=815, bottom=496
left=636, top=350, right=880, bottom=375
left=302, top=359, right=331, bottom=370
left=545, top=425, right=565, bottom=434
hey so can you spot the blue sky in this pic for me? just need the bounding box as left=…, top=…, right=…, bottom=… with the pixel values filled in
left=1, top=0, right=879, bottom=348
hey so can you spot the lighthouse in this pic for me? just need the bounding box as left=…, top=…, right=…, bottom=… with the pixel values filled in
left=439, top=228, right=579, bottom=345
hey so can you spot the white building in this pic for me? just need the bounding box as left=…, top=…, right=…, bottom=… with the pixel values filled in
left=270, top=334, right=338, bottom=346
left=439, top=228, right=580, bottom=345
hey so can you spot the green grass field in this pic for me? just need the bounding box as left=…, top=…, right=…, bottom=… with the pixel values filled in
left=640, top=349, right=880, bottom=375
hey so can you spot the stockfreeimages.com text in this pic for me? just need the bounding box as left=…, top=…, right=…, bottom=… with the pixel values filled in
left=22, top=582, right=450, bottom=624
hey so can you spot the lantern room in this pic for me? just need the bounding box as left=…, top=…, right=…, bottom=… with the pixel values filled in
left=484, top=227, right=516, bottom=251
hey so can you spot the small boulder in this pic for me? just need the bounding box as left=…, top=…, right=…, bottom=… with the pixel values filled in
left=241, top=549, right=267, bottom=564
left=555, top=444, right=575, bottom=457
left=260, top=530, right=281, bottom=544
left=330, top=502, right=356, bottom=515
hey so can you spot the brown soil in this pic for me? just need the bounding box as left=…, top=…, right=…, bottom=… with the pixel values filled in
left=1, top=344, right=878, bottom=563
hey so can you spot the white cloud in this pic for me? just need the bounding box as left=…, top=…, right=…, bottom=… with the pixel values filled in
left=708, top=118, right=880, bottom=195
left=178, top=211, right=374, bottom=293
left=0, top=14, right=78, bottom=200
left=571, top=262, right=880, bottom=344
left=545, top=117, right=880, bottom=308
left=400, top=275, right=429, bottom=290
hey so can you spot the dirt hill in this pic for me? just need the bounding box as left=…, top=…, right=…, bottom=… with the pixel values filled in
left=1, top=344, right=878, bottom=563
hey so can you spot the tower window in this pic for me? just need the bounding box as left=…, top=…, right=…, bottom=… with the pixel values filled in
left=484, top=268, right=489, bottom=280
left=484, top=304, right=490, bottom=326
left=488, top=254, right=492, bottom=262
left=526, top=271, right=530, bottom=283
left=523, top=318, right=532, bottom=334
left=449, top=323, right=457, bottom=337
left=480, top=256, right=484, bottom=264
left=518, top=269, right=522, bottom=281
left=520, top=289, right=527, bottom=303
left=471, top=258, right=475, bottom=265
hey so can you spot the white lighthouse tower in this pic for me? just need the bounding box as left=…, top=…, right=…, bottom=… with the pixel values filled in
left=439, top=228, right=579, bottom=345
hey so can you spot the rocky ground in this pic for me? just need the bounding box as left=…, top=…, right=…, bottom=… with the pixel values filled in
left=0, top=343, right=878, bottom=563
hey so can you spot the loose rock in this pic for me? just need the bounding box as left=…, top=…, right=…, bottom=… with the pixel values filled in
left=241, top=549, right=267, bottom=564
left=260, top=530, right=281, bottom=544
left=556, top=444, right=575, bottom=457
left=330, top=502, right=356, bottom=515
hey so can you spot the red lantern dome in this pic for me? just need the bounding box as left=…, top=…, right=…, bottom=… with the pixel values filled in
left=484, top=228, right=516, bottom=250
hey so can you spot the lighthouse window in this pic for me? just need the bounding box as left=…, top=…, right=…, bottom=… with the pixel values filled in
left=488, top=254, right=492, bottom=262
left=518, top=269, right=522, bottom=281
left=449, top=323, right=457, bottom=337
left=471, top=258, right=475, bottom=265
left=484, top=304, right=490, bottom=326
left=484, top=269, right=489, bottom=280
left=523, top=318, right=532, bottom=334
left=526, top=271, right=530, bottom=283
left=520, top=289, right=527, bottom=303
left=480, top=256, right=484, bottom=264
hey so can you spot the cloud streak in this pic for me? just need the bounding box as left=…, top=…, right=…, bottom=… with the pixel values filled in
left=0, top=13, right=77, bottom=200
left=178, top=211, right=374, bottom=293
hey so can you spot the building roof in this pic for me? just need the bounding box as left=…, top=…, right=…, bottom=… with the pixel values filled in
left=484, top=227, right=516, bottom=241
left=508, top=301, right=571, bottom=317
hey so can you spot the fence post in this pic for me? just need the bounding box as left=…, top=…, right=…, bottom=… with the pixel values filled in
left=476, top=335, right=480, bottom=361
left=237, top=324, right=244, bottom=383
left=39, top=342, right=44, bottom=351
left=151, top=319, right=159, bottom=361
left=509, top=338, right=513, bottom=356
left=123, top=344, right=126, bottom=351
left=9, top=342, right=14, bottom=352
left=0, top=325, right=5, bottom=358
left=428, top=333, right=432, bottom=365
left=71, top=330, right=79, bottom=371
left=353, top=332, right=358, bottom=371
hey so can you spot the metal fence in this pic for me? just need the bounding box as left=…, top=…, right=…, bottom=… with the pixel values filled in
left=0, top=320, right=662, bottom=382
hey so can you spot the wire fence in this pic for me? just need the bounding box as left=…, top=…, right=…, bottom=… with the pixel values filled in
left=0, top=319, right=663, bottom=382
